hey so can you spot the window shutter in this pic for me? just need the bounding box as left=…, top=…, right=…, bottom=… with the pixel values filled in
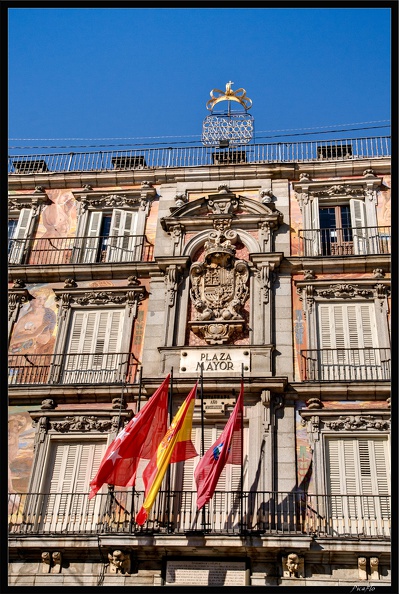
left=64, top=310, right=125, bottom=383
left=83, top=212, right=103, bottom=263
left=350, top=199, right=367, bottom=255
left=310, top=196, right=321, bottom=255
left=108, top=209, right=138, bottom=262
left=9, top=208, right=33, bottom=263
left=42, top=441, right=106, bottom=532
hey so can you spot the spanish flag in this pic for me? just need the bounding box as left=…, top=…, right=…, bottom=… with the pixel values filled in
left=135, top=384, right=198, bottom=525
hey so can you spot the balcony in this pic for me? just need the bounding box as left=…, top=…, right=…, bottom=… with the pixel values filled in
left=8, top=353, right=139, bottom=385
left=300, top=348, right=391, bottom=382
left=8, top=136, right=391, bottom=174
left=8, top=234, right=154, bottom=266
left=8, top=490, right=390, bottom=539
left=297, top=226, right=391, bottom=257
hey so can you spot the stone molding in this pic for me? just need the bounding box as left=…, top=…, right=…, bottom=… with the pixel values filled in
left=8, top=191, right=49, bottom=215
left=72, top=185, right=156, bottom=213
left=299, top=409, right=390, bottom=444
left=53, top=285, right=147, bottom=319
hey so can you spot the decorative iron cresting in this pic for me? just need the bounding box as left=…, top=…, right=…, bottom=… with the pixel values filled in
left=202, top=82, right=254, bottom=147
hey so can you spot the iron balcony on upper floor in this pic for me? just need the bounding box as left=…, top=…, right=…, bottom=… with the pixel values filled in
left=8, top=234, right=154, bottom=266
left=300, top=348, right=391, bottom=382
left=297, top=226, right=391, bottom=257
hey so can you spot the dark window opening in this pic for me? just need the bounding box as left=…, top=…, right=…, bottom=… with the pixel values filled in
left=111, top=156, right=146, bottom=169
left=12, top=159, right=48, bottom=173
left=319, top=205, right=353, bottom=256
left=212, top=150, right=247, bottom=165
left=317, top=145, right=352, bottom=160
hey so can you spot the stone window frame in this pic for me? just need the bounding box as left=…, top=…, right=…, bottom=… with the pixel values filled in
left=299, top=406, right=391, bottom=497
left=8, top=189, right=49, bottom=264
left=295, top=278, right=391, bottom=356
left=72, top=184, right=156, bottom=264
left=52, top=284, right=147, bottom=380
left=293, top=172, right=383, bottom=256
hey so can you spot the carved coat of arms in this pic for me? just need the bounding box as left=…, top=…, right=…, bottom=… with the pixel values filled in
left=189, top=223, right=249, bottom=344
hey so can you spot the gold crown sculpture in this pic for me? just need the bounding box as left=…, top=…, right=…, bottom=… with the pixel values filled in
left=206, top=81, right=252, bottom=111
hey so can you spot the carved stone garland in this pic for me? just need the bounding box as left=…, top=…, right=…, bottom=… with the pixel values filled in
left=189, top=223, right=249, bottom=344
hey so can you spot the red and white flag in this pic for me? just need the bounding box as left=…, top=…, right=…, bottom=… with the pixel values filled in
left=88, top=375, right=170, bottom=500
left=194, top=381, right=243, bottom=510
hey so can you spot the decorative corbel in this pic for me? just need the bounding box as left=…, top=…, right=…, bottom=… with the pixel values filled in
left=55, top=292, right=73, bottom=320
left=261, top=390, right=271, bottom=433
left=140, top=181, right=156, bottom=211
left=374, top=283, right=389, bottom=312
left=174, top=191, right=188, bottom=208
left=283, top=553, right=304, bottom=578
left=126, top=289, right=146, bottom=318
left=51, top=552, right=62, bottom=574
left=108, top=550, right=131, bottom=574
left=256, top=262, right=275, bottom=305
left=370, top=557, right=379, bottom=580
left=258, top=221, right=271, bottom=250
left=169, top=223, right=185, bottom=255
left=164, top=264, right=182, bottom=307
left=41, top=552, right=51, bottom=573
left=8, top=289, right=32, bottom=321
left=33, top=416, right=48, bottom=448
left=301, top=414, right=320, bottom=446
left=296, top=285, right=314, bottom=318
left=358, top=557, right=367, bottom=580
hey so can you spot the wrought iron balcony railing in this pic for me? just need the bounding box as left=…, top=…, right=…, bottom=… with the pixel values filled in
left=297, top=226, right=391, bottom=257
left=8, top=136, right=391, bottom=174
left=8, top=352, right=139, bottom=385
left=8, top=234, right=154, bottom=266
left=8, top=490, right=390, bottom=539
left=300, top=348, right=391, bottom=381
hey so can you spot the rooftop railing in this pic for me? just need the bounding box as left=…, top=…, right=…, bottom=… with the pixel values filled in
left=8, top=490, right=390, bottom=539
left=301, top=348, right=391, bottom=382
left=8, top=234, right=154, bottom=266
left=297, top=226, right=391, bottom=257
left=8, top=353, right=139, bottom=385
left=8, top=136, right=391, bottom=174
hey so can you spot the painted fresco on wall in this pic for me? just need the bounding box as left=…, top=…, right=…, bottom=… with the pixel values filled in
left=8, top=406, right=40, bottom=495
left=9, top=285, right=57, bottom=357
left=295, top=403, right=313, bottom=492
left=376, top=175, right=391, bottom=227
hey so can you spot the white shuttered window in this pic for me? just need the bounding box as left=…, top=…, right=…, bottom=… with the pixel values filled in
left=326, top=437, right=390, bottom=536
left=63, top=309, right=125, bottom=383
left=317, top=302, right=380, bottom=380
left=41, top=440, right=106, bottom=532
left=8, top=208, right=33, bottom=264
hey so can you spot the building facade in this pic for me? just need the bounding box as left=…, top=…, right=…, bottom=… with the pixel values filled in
left=8, top=136, right=391, bottom=587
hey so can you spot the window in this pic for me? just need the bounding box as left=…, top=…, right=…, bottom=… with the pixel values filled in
left=39, top=440, right=106, bottom=532
left=63, top=309, right=125, bottom=383
left=8, top=208, right=33, bottom=264
left=81, top=209, right=139, bottom=263
left=309, top=197, right=372, bottom=256
left=175, top=424, right=247, bottom=531
left=317, top=302, right=381, bottom=380
left=326, top=437, right=390, bottom=536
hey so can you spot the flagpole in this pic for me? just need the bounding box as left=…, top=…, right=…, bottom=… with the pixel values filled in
left=166, top=367, right=173, bottom=533
left=200, top=362, right=206, bottom=531
left=137, top=365, right=143, bottom=412
left=240, top=363, right=244, bottom=533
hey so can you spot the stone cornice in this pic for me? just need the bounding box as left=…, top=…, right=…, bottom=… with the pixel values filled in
left=53, top=285, right=147, bottom=319
left=71, top=184, right=157, bottom=211
left=8, top=191, right=49, bottom=213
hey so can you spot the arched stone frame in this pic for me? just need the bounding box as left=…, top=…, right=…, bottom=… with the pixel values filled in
left=72, top=184, right=156, bottom=263
left=172, top=228, right=282, bottom=347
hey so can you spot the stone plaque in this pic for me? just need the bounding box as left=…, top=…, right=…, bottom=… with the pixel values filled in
left=165, top=560, right=247, bottom=586
left=180, top=349, right=250, bottom=374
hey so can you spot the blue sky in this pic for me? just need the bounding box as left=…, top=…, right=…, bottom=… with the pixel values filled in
left=8, top=7, right=391, bottom=151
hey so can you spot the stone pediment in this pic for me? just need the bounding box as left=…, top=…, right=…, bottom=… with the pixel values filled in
left=161, top=192, right=282, bottom=233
